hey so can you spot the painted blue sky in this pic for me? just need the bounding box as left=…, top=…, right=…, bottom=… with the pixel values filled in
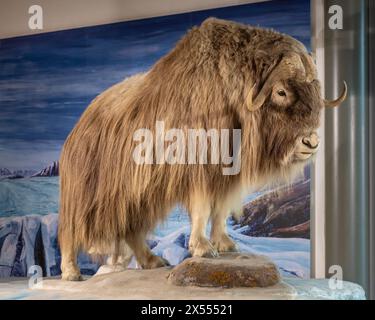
left=0, top=0, right=310, bottom=170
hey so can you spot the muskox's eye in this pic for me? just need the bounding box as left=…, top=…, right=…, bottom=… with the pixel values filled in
left=277, top=90, right=286, bottom=97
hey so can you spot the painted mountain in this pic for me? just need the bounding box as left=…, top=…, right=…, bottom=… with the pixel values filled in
left=32, top=161, right=59, bottom=177
left=0, top=168, right=12, bottom=176
left=0, top=162, right=58, bottom=179
left=0, top=168, right=37, bottom=179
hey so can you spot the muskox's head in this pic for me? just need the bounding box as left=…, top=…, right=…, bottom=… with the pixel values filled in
left=197, top=18, right=347, bottom=170
left=246, top=49, right=347, bottom=167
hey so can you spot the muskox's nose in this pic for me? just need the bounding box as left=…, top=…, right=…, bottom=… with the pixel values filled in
left=302, top=133, right=319, bottom=149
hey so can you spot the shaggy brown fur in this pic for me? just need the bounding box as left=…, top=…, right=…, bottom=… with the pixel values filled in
left=58, top=18, right=345, bottom=280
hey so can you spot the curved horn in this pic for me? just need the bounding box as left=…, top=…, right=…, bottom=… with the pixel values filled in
left=246, top=85, right=259, bottom=111
left=324, top=81, right=348, bottom=107
left=246, top=53, right=305, bottom=112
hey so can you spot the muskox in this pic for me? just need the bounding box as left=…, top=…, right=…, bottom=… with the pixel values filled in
left=58, top=18, right=347, bottom=280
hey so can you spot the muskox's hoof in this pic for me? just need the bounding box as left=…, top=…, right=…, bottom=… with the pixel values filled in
left=189, top=238, right=219, bottom=258
left=61, top=271, right=83, bottom=281
left=142, top=255, right=170, bottom=269
left=211, top=234, right=238, bottom=253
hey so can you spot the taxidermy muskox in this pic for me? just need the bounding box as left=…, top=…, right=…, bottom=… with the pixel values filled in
left=59, top=18, right=347, bottom=280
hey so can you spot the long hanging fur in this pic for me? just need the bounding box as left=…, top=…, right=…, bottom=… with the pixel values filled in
left=58, top=18, right=322, bottom=260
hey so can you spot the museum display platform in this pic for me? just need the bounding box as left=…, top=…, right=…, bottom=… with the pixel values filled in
left=0, top=268, right=366, bottom=300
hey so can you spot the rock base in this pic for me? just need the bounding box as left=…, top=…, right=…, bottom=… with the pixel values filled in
left=167, top=253, right=280, bottom=288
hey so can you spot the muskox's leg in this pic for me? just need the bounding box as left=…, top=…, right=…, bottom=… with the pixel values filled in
left=126, top=232, right=169, bottom=269
left=210, top=208, right=238, bottom=253
left=60, top=240, right=82, bottom=281
left=106, top=240, right=133, bottom=268
left=94, top=240, right=134, bottom=276
left=188, top=195, right=218, bottom=258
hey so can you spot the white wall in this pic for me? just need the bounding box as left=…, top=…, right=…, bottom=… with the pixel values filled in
left=0, top=0, right=268, bottom=39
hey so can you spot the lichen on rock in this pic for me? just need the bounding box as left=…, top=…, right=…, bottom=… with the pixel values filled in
left=167, top=252, right=280, bottom=288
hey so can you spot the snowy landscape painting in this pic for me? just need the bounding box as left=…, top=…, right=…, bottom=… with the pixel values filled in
left=0, top=0, right=311, bottom=279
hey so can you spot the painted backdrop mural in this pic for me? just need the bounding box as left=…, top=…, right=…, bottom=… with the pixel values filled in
left=0, top=0, right=311, bottom=278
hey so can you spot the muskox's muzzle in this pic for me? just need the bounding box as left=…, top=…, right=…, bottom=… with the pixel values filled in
left=295, top=132, right=320, bottom=161
left=302, top=132, right=319, bottom=149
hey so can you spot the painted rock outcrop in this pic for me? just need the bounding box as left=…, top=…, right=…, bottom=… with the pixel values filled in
left=237, top=179, right=310, bottom=239
left=0, top=214, right=98, bottom=277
